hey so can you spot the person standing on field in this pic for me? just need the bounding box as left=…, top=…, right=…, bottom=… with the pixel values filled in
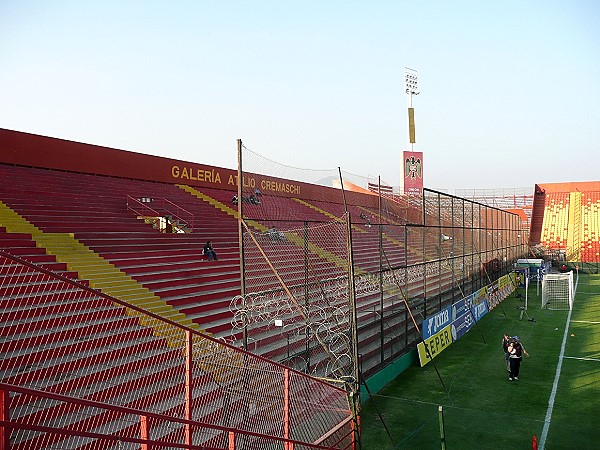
left=508, top=336, right=529, bottom=381
left=502, top=333, right=511, bottom=372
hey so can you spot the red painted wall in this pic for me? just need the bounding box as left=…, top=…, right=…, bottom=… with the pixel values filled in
left=0, top=128, right=377, bottom=206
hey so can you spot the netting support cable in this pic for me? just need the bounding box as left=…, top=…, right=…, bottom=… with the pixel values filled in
left=240, top=219, right=344, bottom=378
left=359, top=372, right=392, bottom=445
left=437, top=234, right=487, bottom=345
left=380, top=247, right=449, bottom=397
left=488, top=235, right=511, bottom=319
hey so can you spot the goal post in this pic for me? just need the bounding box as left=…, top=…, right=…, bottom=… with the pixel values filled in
left=541, top=272, right=574, bottom=310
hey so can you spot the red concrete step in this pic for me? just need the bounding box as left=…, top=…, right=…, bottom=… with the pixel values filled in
left=0, top=290, right=100, bottom=309
left=163, top=285, right=240, bottom=306
left=2, top=333, right=164, bottom=386
left=1, top=322, right=150, bottom=369
left=143, top=272, right=238, bottom=291
left=0, top=301, right=123, bottom=325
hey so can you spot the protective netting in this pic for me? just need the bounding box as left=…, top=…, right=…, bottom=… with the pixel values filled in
left=237, top=143, right=525, bottom=381
left=241, top=143, right=395, bottom=191
left=232, top=219, right=355, bottom=381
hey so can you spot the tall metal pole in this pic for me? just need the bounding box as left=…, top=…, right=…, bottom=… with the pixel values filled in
left=377, top=175, right=382, bottom=222
left=304, top=220, right=310, bottom=371
left=345, top=212, right=361, bottom=445
left=405, top=67, right=419, bottom=152
left=378, top=176, right=384, bottom=365
left=237, top=139, right=247, bottom=350
left=184, top=330, right=193, bottom=447
left=403, top=67, right=419, bottom=196
left=338, top=167, right=348, bottom=213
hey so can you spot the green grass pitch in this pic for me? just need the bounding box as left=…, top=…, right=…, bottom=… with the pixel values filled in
left=360, top=273, right=600, bottom=449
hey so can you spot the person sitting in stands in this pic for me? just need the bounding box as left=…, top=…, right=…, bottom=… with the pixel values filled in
left=203, top=240, right=218, bottom=261
left=232, top=195, right=238, bottom=206
left=254, top=188, right=262, bottom=197
left=269, top=226, right=285, bottom=242
left=249, top=194, right=260, bottom=205
left=360, top=212, right=372, bottom=228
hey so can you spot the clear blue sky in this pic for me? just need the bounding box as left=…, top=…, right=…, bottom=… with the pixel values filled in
left=1, top=1, right=599, bottom=191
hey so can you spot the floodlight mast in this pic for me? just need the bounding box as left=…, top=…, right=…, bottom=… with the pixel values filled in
left=404, top=67, right=419, bottom=151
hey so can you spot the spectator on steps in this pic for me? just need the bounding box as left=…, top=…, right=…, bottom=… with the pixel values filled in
left=203, top=240, right=218, bottom=261
left=249, top=194, right=260, bottom=205
left=268, top=226, right=285, bottom=242
left=360, top=212, right=372, bottom=228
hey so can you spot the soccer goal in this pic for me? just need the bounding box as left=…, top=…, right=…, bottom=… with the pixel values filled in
left=541, top=272, right=574, bottom=310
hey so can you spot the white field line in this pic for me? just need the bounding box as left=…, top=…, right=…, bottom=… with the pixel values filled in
left=540, top=279, right=580, bottom=450
left=539, top=305, right=572, bottom=450
left=563, top=356, right=600, bottom=362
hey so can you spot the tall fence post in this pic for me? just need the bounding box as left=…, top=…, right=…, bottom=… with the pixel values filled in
left=140, top=414, right=149, bottom=450
left=237, top=138, right=248, bottom=351
left=283, top=368, right=292, bottom=450
left=304, top=220, right=310, bottom=371
left=379, top=223, right=384, bottom=365
left=1, top=387, right=10, bottom=450
left=228, top=431, right=236, bottom=450
left=185, top=330, right=193, bottom=447
left=438, top=405, right=446, bottom=450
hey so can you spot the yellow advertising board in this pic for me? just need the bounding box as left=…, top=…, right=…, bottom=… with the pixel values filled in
left=498, top=273, right=512, bottom=289
left=417, top=325, right=453, bottom=367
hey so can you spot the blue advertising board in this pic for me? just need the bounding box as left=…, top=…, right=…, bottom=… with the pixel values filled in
left=422, top=305, right=452, bottom=340
left=451, top=294, right=473, bottom=322
left=449, top=292, right=489, bottom=341
left=450, top=311, right=474, bottom=341
left=472, top=299, right=489, bottom=322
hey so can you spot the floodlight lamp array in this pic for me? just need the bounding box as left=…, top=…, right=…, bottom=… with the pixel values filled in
left=405, top=68, right=419, bottom=95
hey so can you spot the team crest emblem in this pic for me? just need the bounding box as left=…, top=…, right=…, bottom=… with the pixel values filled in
left=405, top=155, right=422, bottom=179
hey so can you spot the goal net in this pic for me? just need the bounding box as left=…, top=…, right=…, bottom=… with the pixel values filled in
left=542, top=272, right=574, bottom=310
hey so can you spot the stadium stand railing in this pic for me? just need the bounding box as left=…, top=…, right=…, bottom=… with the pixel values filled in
left=0, top=250, right=355, bottom=449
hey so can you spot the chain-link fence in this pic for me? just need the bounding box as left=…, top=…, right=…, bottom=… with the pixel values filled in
left=236, top=143, right=526, bottom=386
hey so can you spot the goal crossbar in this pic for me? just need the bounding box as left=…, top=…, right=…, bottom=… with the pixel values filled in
left=542, top=272, right=574, bottom=310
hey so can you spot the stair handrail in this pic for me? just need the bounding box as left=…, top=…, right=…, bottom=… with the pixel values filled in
left=126, top=195, right=194, bottom=233
left=160, top=198, right=194, bottom=232
left=126, top=195, right=162, bottom=218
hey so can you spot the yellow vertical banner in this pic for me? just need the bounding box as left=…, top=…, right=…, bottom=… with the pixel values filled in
left=408, top=107, right=416, bottom=143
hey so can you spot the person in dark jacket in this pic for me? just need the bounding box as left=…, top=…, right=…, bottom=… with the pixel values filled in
left=502, top=333, right=511, bottom=372
left=507, top=336, right=529, bottom=381
left=203, top=240, right=218, bottom=261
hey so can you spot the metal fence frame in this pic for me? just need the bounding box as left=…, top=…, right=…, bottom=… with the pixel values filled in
left=0, top=250, right=355, bottom=450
